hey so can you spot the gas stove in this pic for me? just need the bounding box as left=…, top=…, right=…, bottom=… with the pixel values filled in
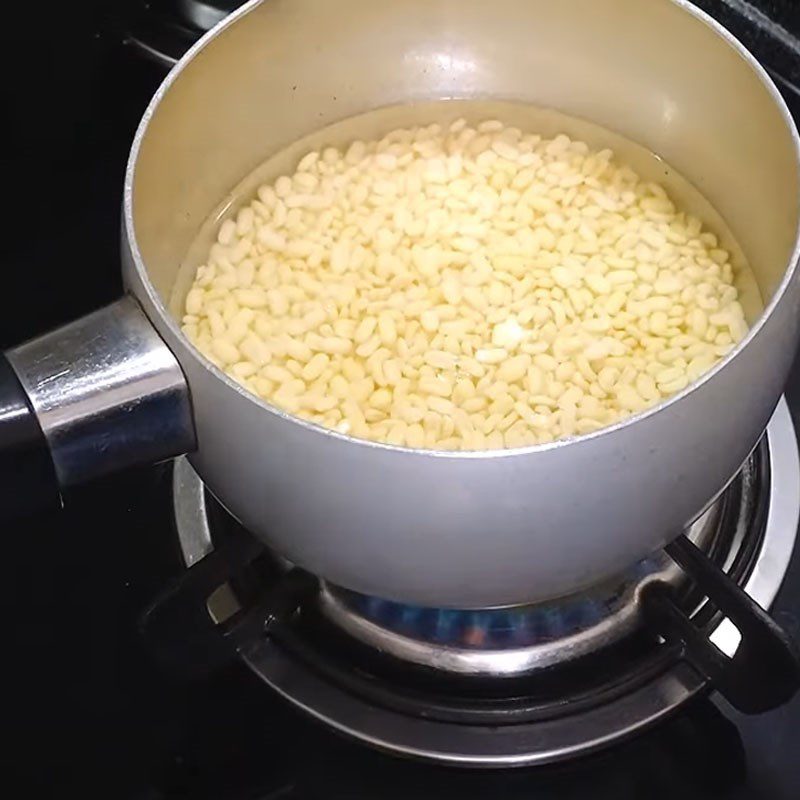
left=142, top=399, right=797, bottom=768
left=4, top=1, right=800, bottom=798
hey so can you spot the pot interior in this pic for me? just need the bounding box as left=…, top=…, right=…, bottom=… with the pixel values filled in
left=131, top=0, right=798, bottom=333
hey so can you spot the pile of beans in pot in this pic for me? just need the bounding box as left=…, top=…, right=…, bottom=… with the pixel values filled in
left=181, top=118, right=748, bottom=450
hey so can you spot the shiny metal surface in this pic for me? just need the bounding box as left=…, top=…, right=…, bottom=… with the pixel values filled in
left=118, top=0, right=800, bottom=607
left=174, top=399, right=800, bottom=765
left=7, top=298, right=195, bottom=486
left=244, top=646, right=702, bottom=767
left=177, top=0, right=232, bottom=32
left=126, top=37, right=180, bottom=70
left=173, top=456, right=213, bottom=567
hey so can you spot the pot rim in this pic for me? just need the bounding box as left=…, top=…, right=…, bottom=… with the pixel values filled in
left=123, top=0, right=800, bottom=461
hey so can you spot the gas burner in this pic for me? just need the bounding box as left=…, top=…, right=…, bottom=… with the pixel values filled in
left=157, top=399, right=799, bottom=766
left=316, top=466, right=749, bottom=675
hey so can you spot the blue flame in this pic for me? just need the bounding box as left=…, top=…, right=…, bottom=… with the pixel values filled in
left=335, top=552, right=667, bottom=649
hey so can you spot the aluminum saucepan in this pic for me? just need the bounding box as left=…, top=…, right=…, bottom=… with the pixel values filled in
left=1, top=0, right=798, bottom=608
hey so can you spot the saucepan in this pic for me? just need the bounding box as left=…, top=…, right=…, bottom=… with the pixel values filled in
left=1, top=0, right=799, bottom=608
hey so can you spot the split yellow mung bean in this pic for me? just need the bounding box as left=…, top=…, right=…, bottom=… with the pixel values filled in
left=182, top=117, right=748, bottom=450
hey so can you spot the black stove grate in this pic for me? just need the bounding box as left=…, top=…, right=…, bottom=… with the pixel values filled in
left=693, top=0, right=800, bottom=92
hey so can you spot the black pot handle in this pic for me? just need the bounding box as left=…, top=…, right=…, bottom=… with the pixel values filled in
left=642, top=534, right=800, bottom=713
left=0, top=354, right=60, bottom=518
left=2, top=297, right=196, bottom=517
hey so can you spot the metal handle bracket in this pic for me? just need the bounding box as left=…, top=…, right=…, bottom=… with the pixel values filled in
left=6, top=296, right=196, bottom=487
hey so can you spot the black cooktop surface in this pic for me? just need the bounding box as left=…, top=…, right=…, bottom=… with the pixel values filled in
left=3, top=2, right=800, bottom=798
